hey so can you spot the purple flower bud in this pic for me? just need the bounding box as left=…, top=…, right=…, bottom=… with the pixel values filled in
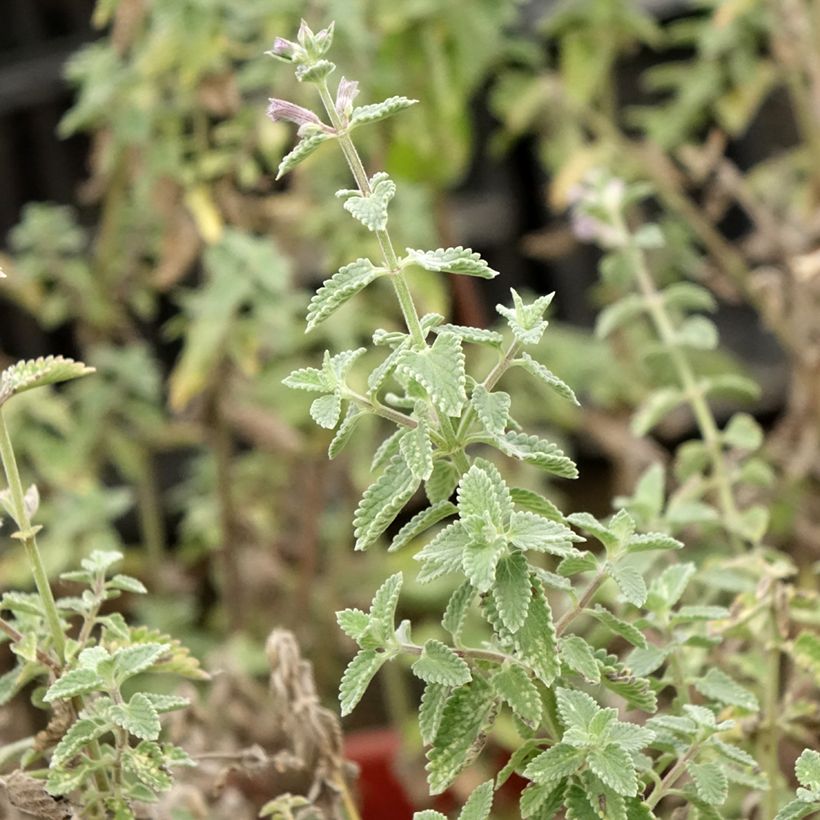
left=267, top=98, right=322, bottom=128
left=335, top=77, right=359, bottom=118
left=267, top=37, right=302, bottom=62
left=313, top=22, right=335, bottom=55
left=297, top=20, right=314, bottom=48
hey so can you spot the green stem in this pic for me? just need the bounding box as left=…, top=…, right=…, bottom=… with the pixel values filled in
left=343, top=389, right=418, bottom=429
left=621, top=232, right=743, bottom=551
left=399, top=640, right=519, bottom=667
left=0, top=409, right=66, bottom=660
left=645, top=744, right=698, bottom=809
left=555, top=568, right=608, bottom=636
left=761, top=603, right=782, bottom=818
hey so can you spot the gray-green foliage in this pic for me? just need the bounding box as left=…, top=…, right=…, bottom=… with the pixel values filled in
left=276, top=22, right=810, bottom=818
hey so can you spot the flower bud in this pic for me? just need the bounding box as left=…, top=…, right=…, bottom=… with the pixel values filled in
left=335, top=77, right=359, bottom=120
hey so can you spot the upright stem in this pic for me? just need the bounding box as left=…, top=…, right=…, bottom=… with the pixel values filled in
left=621, top=232, right=743, bottom=550
left=0, top=409, right=66, bottom=660
left=555, top=568, right=608, bottom=636
left=761, top=601, right=782, bottom=818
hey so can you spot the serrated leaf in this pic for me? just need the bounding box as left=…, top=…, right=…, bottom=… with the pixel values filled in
left=113, top=643, right=170, bottom=683
left=496, top=289, right=554, bottom=345
left=457, top=780, right=494, bottom=820
left=701, top=374, right=761, bottom=401
left=412, top=640, right=471, bottom=686
left=306, top=258, right=384, bottom=331
left=462, top=537, right=506, bottom=593
left=514, top=583, right=559, bottom=686
left=523, top=743, right=585, bottom=786
left=595, top=294, right=647, bottom=338
left=121, top=740, right=172, bottom=792
left=276, top=132, right=332, bottom=179
left=625, top=532, right=682, bottom=553
left=492, top=552, right=532, bottom=632
left=564, top=783, right=600, bottom=820
left=0, top=356, right=94, bottom=406
left=282, top=364, right=331, bottom=392
left=106, top=574, right=147, bottom=594
left=774, top=799, right=819, bottom=820
left=723, top=412, right=763, bottom=451
left=406, top=246, right=498, bottom=279
left=604, top=673, right=657, bottom=713
left=625, top=645, right=667, bottom=677
left=558, top=552, right=599, bottom=576
left=491, top=664, right=542, bottom=727
left=142, top=693, right=190, bottom=713
left=336, top=608, right=370, bottom=642
left=442, top=581, right=474, bottom=639
left=520, top=781, right=565, bottom=818
left=329, top=407, right=364, bottom=458
left=471, top=384, right=510, bottom=436
left=516, top=352, right=579, bottom=405
left=425, top=460, right=460, bottom=504
left=309, top=392, right=342, bottom=428
left=695, top=668, right=758, bottom=711
left=426, top=678, right=497, bottom=794
left=458, top=461, right=511, bottom=528
left=433, top=324, right=503, bottom=347
left=350, top=95, right=417, bottom=126
left=687, top=761, right=728, bottom=805
left=792, top=631, right=820, bottom=684
left=555, top=686, right=599, bottom=732
left=590, top=605, right=648, bottom=648
left=795, top=749, right=820, bottom=790
left=368, top=572, right=403, bottom=644
left=415, top=521, right=470, bottom=582
left=676, top=315, right=718, bottom=350
left=44, top=667, right=103, bottom=702
left=414, top=812, right=448, bottom=820
left=397, top=332, right=466, bottom=417
left=338, top=172, right=396, bottom=231
left=611, top=562, right=648, bottom=607
left=354, top=455, right=420, bottom=550
left=672, top=605, right=730, bottom=624
left=50, top=717, right=108, bottom=766
left=114, top=626, right=207, bottom=680
left=631, top=387, right=685, bottom=436
left=588, top=744, right=638, bottom=796
left=510, top=488, right=565, bottom=521
left=662, top=282, right=717, bottom=313
left=400, top=416, right=434, bottom=481
left=560, top=636, right=601, bottom=683
left=647, top=562, right=695, bottom=611
left=109, top=692, right=161, bottom=740
left=508, top=511, right=581, bottom=556
left=608, top=721, right=655, bottom=752
left=389, top=501, right=457, bottom=553
left=339, top=648, right=386, bottom=716
left=495, top=432, right=578, bottom=479
left=419, top=681, right=450, bottom=745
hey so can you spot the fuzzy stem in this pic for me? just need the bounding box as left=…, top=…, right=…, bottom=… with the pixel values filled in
left=761, top=603, right=782, bottom=818
left=0, top=409, right=66, bottom=660
left=619, top=229, right=743, bottom=551
left=645, top=744, right=698, bottom=809
left=555, top=568, right=608, bottom=636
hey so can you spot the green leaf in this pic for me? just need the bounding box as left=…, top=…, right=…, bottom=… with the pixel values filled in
left=282, top=364, right=332, bottom=393
left=462, top=537, right=506, bottom=593
left=523, top=743, right=585, bottom=786
left=121, top=740, right=172, bottom=792
left=405, top=246, right=498, bottom=279
left=113, top=642, right=170, bottom=683
left=389, top=501, right=457, bottom=553
left=687, top=761, right=728, bottom=805
left=310, top=392, right=342, bottom=428
left=141, top=693, right=190, bottom=714
left=276, top=132, right=332, bottom=179
left=353, top=455, right=420, bottom=550
left=419, top=681, right=449, bottom=745
left=647, top=562, right=695, bottom=610
left=588, top=744, right=638, bottom=796
left=695, top=668, right=759, bottom=711
left=414, top=812, right=448, bottom=820
left=471, top=385, right=510, bottom=436
left=520, top=781, right=565, bottom=818
left=516, top=352, right=579, bottom=405
left=442, top=581, right=474, bottom=640
left=426, top=678, right=497, bottom=794
left=565, top=511, right=617, bottom=551
left=564, top=782, right=600, bottom=819
left=50, top=717, right=108, bottom=767
left=336, top=608, right=371, bottom=642
left=589, top=605, right=648, bottom=649
left=0, top=356, right=94, bottom=406
left=397, top=332, right=467, bottom=417
left=774, top=800, right=820, bottom=820
left=337, top=171, right=396, bottom=231
left=368, top=572, right=403, bottom=644
left=399, top=415, right=434, bottom=482
left=595, top=294, right=647, bottom=339
left=625, top=532, right=682, bottom=553
left=558, top=552, right=599, bottom=576
left=339, top=648, right=387, bottom=716
left=491, top=663, right=542, bottom=727
left=329, top=407, right=364, bottom=458
left=676, top=315, right=719, bottom=350
left=560, top=636, right=601, bottom=683
left=723, top=412, right=763, bottom=451
left=457, top=780, right=494, bottom=820
left=671, top=605, right=730, bottom=624
left=496, top=289, right=554, bottom=346
left=412, top=640, right=471, bottom=686
left=555, top=686, right=599, bottom=732
left=44, top=667, right=103, bottom=702
left=109, top=692, right=161, bottom=740
left=510, top=488, right=565, bottom=521
left=662, top=282, right=717, bottom=313
left=107, top=574, right=147, bottom=594
left=793, top=631, right=820, bottom=684
left=495, top=432, right=578, bottom=479
left=492, top=552, right=532, bottom=632
left=457, top=463, right=510, bottom=529
left=608, top=721, right=655, bottom=752
left=350, top=95, right=418, bottom=126
left=514, top=583, right=559, bottom=686
left=425, top=460, right=460, bottom=504
left=415, top=522, right=470, bottom=583
left=631, top=387, right=685, bottom=436
left=433, top=324, right=503, bottom=347
left=701, top=374, right=761, bottom=401
left=508, top=511, right=581, bottom=556
left=795, top=749, right=820, bottom=790
left=611, top=562, right=648, bottom=606
left=306, top=258, right=384, bottom=331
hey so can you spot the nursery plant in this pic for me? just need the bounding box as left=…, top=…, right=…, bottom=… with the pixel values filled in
left=273, top=21, right=819, bottom=819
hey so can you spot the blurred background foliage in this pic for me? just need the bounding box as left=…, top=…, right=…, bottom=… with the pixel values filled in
left=1, top=0, right=819, bottom=814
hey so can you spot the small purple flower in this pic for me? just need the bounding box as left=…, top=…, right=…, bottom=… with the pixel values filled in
left=335, top=77, right=359, bottom=118
left=267, top=37, right=302, bottom=62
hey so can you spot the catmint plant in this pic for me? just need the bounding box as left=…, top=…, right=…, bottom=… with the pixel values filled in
left=0, top=346, right=202, bottom=818
left=269, top=21, right=815, bottom=818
